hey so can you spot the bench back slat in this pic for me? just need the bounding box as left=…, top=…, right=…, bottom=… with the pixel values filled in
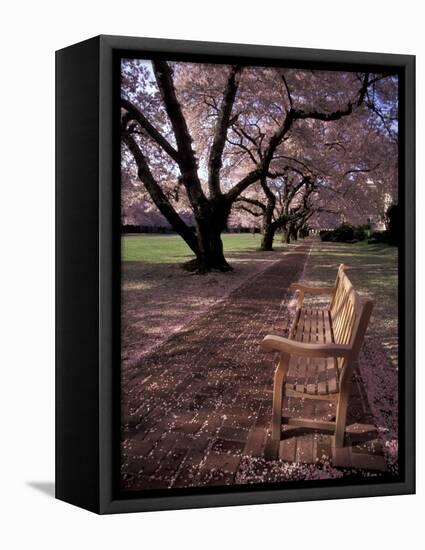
left=330, top=264, right=374, bottom=370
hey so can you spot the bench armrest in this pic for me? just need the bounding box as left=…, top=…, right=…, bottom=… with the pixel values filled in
left=290, top=283, right=335, bottom=295
left=260, top=335, right=352, bottom=358
left=290, top=283, right=335, bottom=307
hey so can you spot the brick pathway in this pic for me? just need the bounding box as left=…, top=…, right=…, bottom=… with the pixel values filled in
left=121, top=241, right=385, bottom=492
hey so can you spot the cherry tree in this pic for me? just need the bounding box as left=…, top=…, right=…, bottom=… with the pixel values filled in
left=235, top=168, right=316, bottom=249
left=239, top=73, right=398, bottom=247
left=121, top=59, right=395, bottom=271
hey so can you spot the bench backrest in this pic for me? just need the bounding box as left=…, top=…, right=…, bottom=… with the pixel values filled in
left=330, top=264, right=374, bottom=369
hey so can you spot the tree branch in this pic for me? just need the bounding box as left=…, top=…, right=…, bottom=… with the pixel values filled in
left=256, top=72, right=374, bottom=188
left=152, top=60, right=207, bottom=208
left=121, top=98, right=179, bottom=163
left=344, top=164, right=379, bottom=177
left=281, top=73, right=293, bottom=109
left=122, top=131, right=199, bottom=254
left=236, top=204, right=263, bottom=218
left=271, top=155, right=327, bottom=176
left=293, top=103, right=354, bottom=122
left=224, top=168, right=263, bottom=204
left=365, top=89, right=397, bottom=140
left=236, top=196, right=266, bottom=211
left=292, top=72, right=371, bottom=121
left=261, top=110, right=295, bottom=169
left=208, top=65, right=242, bottom=197
left=227, top=132, right=259, bottom=165
left=260, top=176, right=276, bottom=205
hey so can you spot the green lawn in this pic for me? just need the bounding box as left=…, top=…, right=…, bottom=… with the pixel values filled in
left=121, top=233, right=265, bottom=263
left=304, top=240, right=398, bottom=297
left=302, top=241, right=398, bottom=336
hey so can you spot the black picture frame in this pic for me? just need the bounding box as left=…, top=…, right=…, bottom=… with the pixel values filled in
left=56, top=34, right=415, bottom=514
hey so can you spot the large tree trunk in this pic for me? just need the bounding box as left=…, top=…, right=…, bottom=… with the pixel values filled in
left=280, top=226, right=291, bottom=244
left=260, top=202, right=275, bottom=251
left=261, top=223, right=276, bottom=251
left=197, top=222, right=231, bottom=272
left=184, top=201, right=232, bottom=273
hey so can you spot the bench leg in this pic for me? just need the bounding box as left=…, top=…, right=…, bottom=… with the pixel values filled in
left=334, top=393, right=348, bottom=447
left=334, top=360, right=356, bottom=447
left=265, top=352, right=289, bottom=460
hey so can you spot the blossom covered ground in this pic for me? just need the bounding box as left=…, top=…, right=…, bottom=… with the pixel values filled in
left=121, top=238, right=398, bottom=490
left=121, top=236, right=287, bottom=375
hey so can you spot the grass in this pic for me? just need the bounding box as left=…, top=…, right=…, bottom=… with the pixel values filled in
left=303, top=240, right=398, bottom=365
left=305, top=240, right=398, bottom=296
left=122, top=233, right=266, bottom=263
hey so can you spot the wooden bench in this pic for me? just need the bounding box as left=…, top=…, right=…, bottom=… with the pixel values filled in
left=261, top=264, right=374, bottom=460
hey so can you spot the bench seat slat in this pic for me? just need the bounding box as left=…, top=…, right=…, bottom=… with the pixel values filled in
left=295, top=308, right=311, bottom=393
left=286, top=306, right=339, bottom=396
left=306, top=309, right=318, bottom=394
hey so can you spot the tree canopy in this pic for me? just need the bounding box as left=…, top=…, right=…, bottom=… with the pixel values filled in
left=121, top=58, right=398, bottom=269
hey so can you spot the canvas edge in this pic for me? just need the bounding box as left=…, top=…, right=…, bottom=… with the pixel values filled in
left=83, top=35, right=414, bottom=514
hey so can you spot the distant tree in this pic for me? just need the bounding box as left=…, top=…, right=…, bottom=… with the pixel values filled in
left=236, top=168, right=318, bottom=250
